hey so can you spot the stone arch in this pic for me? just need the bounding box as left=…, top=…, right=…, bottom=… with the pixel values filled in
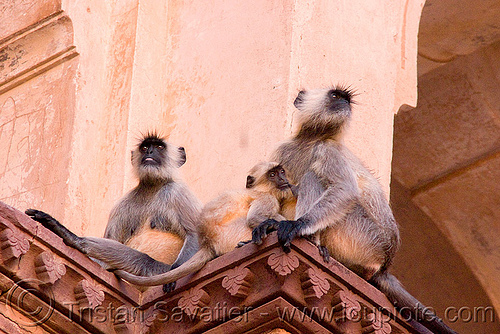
left=391, top=0, right=500, bottom=333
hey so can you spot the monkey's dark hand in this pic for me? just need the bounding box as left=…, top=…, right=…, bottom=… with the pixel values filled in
left=277, top=218, right=307, bottom=253
left=25, top=209, right=58, bottom=230
left=163, top=281, right=176, bottom=293
left=251, top=219, right=280, bottom=245
left=162, top=262, right=180, bottom=293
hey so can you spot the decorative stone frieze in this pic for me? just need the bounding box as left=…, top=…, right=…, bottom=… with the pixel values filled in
left=361, top=310, right=392, bottom=334
left=74, top=279, right=105, bottom=308
left=331, top=289, right=362, bottom=322
left=0, top=201, right=431, bottom=334
left=221, top=264, right=254, bottom=298
left=267, top=249, right=300, bottom=276
left=301, top=266, right=331, bottom=301
left=34, top=251, right=66, bottom=286
left=0, top=228, right=30, bottom=264
left=177, top=286, right=211, bottom=319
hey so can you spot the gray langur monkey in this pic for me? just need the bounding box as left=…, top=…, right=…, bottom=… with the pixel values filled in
left=26, top=133, right=201, bottom=277
left=113, top=161, right=297, bottom=291
left=251, top=87, right=457, bottom=334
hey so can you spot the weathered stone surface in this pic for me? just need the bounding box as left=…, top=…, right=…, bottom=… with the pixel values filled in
left=393, top=43, right=500, bottom=190
left=392, top=31, right=500, bottom=331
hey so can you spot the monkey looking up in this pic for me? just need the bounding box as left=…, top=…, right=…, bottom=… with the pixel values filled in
left=114, top=161, right=297, bottom=291
left=26, top=133, right=201, bottom=277
left=252, top=88, right=457, bottom=334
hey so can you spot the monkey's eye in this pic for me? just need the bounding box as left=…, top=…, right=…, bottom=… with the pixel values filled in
left=156, top=144, right=165, bottom=150
left=330, top=92, right=338, bottom=99
left=280, top=169, right=285, bottom=174
left=140, top=145, right=148, bottom=152
left=269, top=172, right=276, bottom=177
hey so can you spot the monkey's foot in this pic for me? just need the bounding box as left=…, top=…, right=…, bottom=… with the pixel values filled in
left=163, top=281, right=176, bottom=293
left=317, top=245, right=330, bottom=263
left=251, top=219, right=279, bottom=245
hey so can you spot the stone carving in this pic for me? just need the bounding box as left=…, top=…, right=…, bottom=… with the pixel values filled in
left=178, top=286, right=211, bottom=318
left=142, top=309, right=160, bottom=333
left=267, top=249, right=299, bottom=276
left=301, top=267, right=330, bottom=301
left=221, top=265, right=254, bottom=298
left=113, top=320, right=129, bottom=334
left=331, top=289, right=362, bottom=322
left=35, top=251, right=66, bottom=285
left=74, top=279, right=105, bottom=308
left=361, top=311, right=392, bottom=334
left=0, top=228, right=30, bottom=263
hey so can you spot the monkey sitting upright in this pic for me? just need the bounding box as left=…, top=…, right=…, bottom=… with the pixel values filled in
left=251, top=87, right=457, bottom=334
left=113, top=161, right=297, bottom=290
left=26, top=133, right=201, bottom=277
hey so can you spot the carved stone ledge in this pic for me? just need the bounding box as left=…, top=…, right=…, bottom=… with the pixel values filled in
left=331, top=289, right=362, bottom=322
left=74, top=279, right=105, bottom=308
left=361, top=311, right=392, bottom=334
left=34, top=251, right=66, bottom=286
left=301, top=266, right=330, bottom=302
left=267, top=249, right=299, bottom=276
left=113, top=319, right=131, bottom=334
left=141, top=309, right=160, bottom=334
left=177, top=286, right=211, bottom=319
left=221, top=264, right=254, bottom=298
left=0, top=228, right=30, bottom=264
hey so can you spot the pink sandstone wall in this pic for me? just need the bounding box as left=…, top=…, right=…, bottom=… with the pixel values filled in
left=1, top=0, right=424, bottom=238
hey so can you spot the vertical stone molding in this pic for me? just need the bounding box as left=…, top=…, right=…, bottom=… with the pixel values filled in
left=267, top=249, right=300, bottom=276
left=0, top=228, right=30, bottom=264
left=300, top=267, right=330, bottom=302
left=221, top=264, right=254, bottom=298
left=177, top=286, right=211, bottom=318
left=74, top=279, right=105, bottom=308
left=34, top=251, right=66, bottom=286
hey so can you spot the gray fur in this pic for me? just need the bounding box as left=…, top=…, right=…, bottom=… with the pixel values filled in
left=269, top=87, right=456, bottom=334
left=27, top=134, right=201, bottom=277
left=113, top=161, right=297, bottom=287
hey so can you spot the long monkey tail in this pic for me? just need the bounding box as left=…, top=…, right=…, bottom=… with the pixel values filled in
left=370, top=272, right=458, bottom=334
left=114, top=247, right=214, bottom=286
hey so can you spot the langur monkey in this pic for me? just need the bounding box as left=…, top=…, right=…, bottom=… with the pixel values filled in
left=113, top=161, right=297, bottom=290
left=251, top=87, right=457, bottom=334
left=26, top=133, right=201, bottom=277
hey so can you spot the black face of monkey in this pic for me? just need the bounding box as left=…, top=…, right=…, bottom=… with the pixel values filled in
left=326, top=88, right=352, bottom=113
left=293, top=87, right=356, bottom=140
left=267, top=166, right=290, bottom=190
left=139, top=137, right=167, bottom=166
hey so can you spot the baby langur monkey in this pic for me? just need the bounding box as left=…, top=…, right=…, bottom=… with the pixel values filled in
left=26, top=133, right=201, bottom=277
left=114, top=161, right=297, bottom=291
left=252, top=87, right=457, bottom=334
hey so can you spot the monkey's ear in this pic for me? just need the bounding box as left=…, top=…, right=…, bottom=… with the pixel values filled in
left=177, top=147, right=186, bottom=167
left=246, top=175, right=256, bottom=188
